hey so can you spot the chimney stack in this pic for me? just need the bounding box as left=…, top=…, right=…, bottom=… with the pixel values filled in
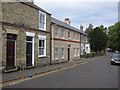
left=80, top=25, right=83, bottom=32
left=64, top=18, right=70, bottom=25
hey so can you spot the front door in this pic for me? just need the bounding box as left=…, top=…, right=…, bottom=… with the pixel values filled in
left=26, top=37, right=33, bottom=66
left=68, top=48, right=70, bottom=61
left=6, top=34, right=16, bottom=69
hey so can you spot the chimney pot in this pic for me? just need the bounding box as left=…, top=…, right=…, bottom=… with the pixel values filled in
left=64, top=18, right=70, bottom=25
left=80, top=25, right=83, bottom=32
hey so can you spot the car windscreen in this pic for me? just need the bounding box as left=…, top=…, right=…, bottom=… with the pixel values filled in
left=112, top=54, right=120, bottom=58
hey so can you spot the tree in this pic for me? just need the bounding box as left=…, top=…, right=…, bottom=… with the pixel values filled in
left=107, top=22, right=120, bottom=51
left=85, top=25, right=108, bottom=52
left=85, top=24, right=93, bottom=34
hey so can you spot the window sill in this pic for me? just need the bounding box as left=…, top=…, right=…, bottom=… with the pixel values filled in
left=38, top=55, right=47, bottom=57
left=39, top=28, right=46, bottom=31
left=55, top=37, right=59, bottom=38
left=55, top=58, right=59, bottom=60
left=61, top=57, right=64, bottom=59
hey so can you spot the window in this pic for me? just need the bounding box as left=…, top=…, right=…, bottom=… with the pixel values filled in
left=86, top=37, right=88, bottom=42
left=77, top=33, right=79, bottom=41
left=74, top=48, right=76, bottom=57
left=55, top=28, right=59, bottom=38
left=39, top=11, right=46, bottom=30
left=68, top=31, right=70, bottom=39
left=55, top=48, right=58, bottom=60
left=61, top=48, right=64, bottom=58
left=61, top=30, right=64, bottom=39
left=77, top=48, right=79, bottom=56
left=86, top=47, right=88, bottom=52
left=73, top=32, right=75, bottom=40
left=38, top=35, right=46, bottom=57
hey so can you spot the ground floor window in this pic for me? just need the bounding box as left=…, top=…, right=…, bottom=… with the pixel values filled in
left=38, top=35, right=46, bottom=57
left=61, top=48, right=64, bottom=59
left=55, top=48, right=58, bottom=60
left=74, top=48, right=76, bottom=57
left=77, top=48, right=79, bottom=56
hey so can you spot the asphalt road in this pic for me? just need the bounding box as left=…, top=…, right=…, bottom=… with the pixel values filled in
left=3, top=53, right=119, bottom=88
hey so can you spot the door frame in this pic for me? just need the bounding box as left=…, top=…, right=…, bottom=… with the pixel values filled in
left=7, top=39, right=16, bottom=67
left=26, top=32, right=35, bottom=66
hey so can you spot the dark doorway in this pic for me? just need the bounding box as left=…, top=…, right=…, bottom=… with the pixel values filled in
left=68, top=48, right=70, bottom=61
left=26, top=37, right=33, bottom=66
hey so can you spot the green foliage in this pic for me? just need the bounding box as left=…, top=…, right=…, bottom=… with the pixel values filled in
left=85, top=25, right=108, bottom=52
left=107, top=22, right=120, bottom=51
left=81, top=52, right=97, bottom=58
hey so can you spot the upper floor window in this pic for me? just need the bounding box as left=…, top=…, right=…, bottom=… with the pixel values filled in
left=39, top=11, right=46, bottom=30
left=68, top=31, right=70, bottom=39
left=55, top=28, right=59, bottom=38
left=61, top=30, right=64, bottom=39
left=77, top=33, right=79, bottom=41
left=73, top=32, right=75, bottom=40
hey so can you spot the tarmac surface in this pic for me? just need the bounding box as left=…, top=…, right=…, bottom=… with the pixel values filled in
left=3, top=52, right=119, bottom=88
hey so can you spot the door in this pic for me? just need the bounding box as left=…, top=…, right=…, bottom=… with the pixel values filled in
left=6, top=40, right=15, bottom=68
left=26, top=36, right=33, bottom=66
left=68, top=48, right=70, bottom=61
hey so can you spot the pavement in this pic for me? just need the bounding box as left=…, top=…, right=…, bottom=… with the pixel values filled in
left=2, top=55, right=107, bottom=82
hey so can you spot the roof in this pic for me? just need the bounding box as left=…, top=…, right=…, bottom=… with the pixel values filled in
left=51, top=17, right=88, bottom=36
left=19, top=1, right=51, bottom=15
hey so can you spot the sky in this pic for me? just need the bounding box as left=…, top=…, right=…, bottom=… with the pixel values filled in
left=34, top=0, right=118, bottom=31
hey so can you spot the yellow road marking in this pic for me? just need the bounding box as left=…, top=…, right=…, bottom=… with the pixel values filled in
left=1, top=55, right=105, bottom=87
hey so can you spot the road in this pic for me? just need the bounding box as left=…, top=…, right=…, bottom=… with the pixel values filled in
left=3, top=53, right=119, bottom=88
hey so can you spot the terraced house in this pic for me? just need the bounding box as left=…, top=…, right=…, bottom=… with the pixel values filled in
left=1, top=1, right=90, bottom=72
left=51, top=17, right=90, bottom=64
left=2, top=1, right=51, bottom=72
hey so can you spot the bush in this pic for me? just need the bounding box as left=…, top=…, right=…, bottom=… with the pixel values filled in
left=81, top=52, right=97, bottom=58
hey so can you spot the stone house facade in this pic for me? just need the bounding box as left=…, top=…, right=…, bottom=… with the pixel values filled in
left=51, top=17, right=89, bottom=64
left=2, top=2, right=51, bottom=72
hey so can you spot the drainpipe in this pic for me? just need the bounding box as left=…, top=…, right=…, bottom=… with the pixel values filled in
left=80, top=33, right=81, bottom=57
left=50, top=23, right=52, bottom=65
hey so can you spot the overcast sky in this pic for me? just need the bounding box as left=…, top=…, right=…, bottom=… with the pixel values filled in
left=34, top=0, right=118, bottom=31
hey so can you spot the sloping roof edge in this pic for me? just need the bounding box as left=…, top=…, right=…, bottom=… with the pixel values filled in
left=20, top=2, right=51, bottom=15
left=51, top=17, right=88, bottom=36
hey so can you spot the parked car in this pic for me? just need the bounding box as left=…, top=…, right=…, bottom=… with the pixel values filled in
left=111, top=53, right=120, bottom=65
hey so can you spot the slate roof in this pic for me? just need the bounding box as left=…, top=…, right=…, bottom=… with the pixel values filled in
left=51, top=17, right=88, bottom=36
left=17, top=1, right=51, bottom=15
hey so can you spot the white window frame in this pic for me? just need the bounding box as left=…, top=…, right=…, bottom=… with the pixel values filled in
left=73, top=32, right=75, bottom=40
left=61, top=48, right=64, bottom=59
left=68, top=31, right=70, bottom=39
left=74, top=48, right=76, bottom=57
left=38, top=35, right=46, bottom=57
left=77, top=48, right=79, bottom=56
left=61, top=29, right=64, bottom=39
left=55, top=47, right=58, bottom=60
left=77, top=33, right=79, bottom=41
left=39, top=11, right=46, bottom=31
left=55, top=27, right=59, bottom=38
left=86, top=37, right=88, bottom=42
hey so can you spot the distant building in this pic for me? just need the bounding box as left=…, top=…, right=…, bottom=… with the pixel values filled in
left=51, top=17, right=90, bottom=64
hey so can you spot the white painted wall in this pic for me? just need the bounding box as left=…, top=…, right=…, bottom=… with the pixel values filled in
left=85, top=44, right=91, bottom=53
